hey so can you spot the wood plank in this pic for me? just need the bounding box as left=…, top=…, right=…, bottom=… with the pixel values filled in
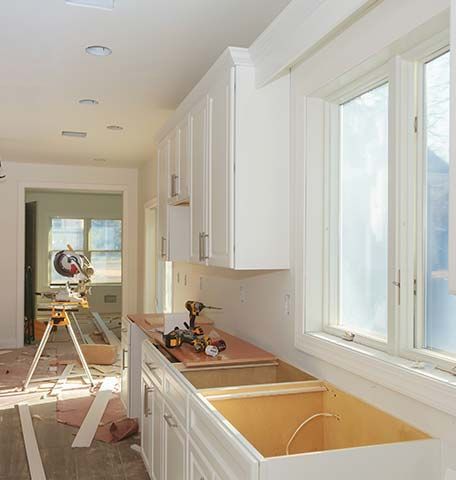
left=49, top=364, right=74, bottom=397
left=17, top=403, right=46, bottom=480
left=71, top=377, right=115, bottom=448
left=91, top=312, right=120, bottom=347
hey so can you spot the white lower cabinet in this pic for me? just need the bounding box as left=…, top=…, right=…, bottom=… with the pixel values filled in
left=163, top=403, right=186, bottom=480
left=189, top=441, right=213, bottom=480
left=120, top=318, right=130, bottom=412
left=141, top=373, right=154, bottom=475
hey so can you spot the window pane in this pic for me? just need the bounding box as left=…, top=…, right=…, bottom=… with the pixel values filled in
left=423, top=51, right=456, bottom=354
left=90, top=220, right=122, bottom=251
left=91, top=252, right=121, bottom=283
left=338, top=83, right=389, bottom=337
left=51, top=218, right=84, bottom=250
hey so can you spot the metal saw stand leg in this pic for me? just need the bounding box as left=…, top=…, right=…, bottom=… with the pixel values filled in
left=65, top=322, right=94, bottom=386
left=23, top=309, right=95, bottom=390
left=22, top=320, right=54, bottom=390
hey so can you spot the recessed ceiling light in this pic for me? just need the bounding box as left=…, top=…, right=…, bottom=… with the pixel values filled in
left=107, top=125, right=123, bottom=131
left=86, top=45, right=112, bottom=57
left=66, top=0, right=114, bottom=10
left=62, top=131, right=87, bottom=138
left=93, top=158, right=107, bottom=163
left=79, top=98, right=99, bottom=105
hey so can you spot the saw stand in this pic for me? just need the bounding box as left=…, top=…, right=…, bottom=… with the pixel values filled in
left=22, top=304, right=95, bottom=390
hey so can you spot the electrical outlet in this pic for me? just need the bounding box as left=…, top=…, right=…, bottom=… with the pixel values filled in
left=240, top=284, right=246, bottom=304
left=199, top=276, right=204, bottom=290
left=184, top=274, right=188, bottom=287
left=177, top=272, right=180, bottom=284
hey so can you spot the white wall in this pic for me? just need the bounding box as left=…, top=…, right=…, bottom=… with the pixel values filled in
left=169, top=0, right=456, bottom=475
left=24, top=190, right=123, bottom=313
left=0, top=160, right=138, bottom=348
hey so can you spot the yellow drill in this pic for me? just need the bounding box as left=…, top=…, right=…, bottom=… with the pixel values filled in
left=185, top=300, right=222, bottom=329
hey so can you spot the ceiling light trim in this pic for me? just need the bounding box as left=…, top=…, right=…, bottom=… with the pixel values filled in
left=86, top=45, right=112, bottom=57
left=65, top=0, right=114, bottom=11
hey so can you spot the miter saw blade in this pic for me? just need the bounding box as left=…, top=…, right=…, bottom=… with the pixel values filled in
left=53, top=251, right=81, bottom=278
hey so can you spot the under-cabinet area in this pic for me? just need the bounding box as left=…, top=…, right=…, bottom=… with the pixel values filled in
left=137, top=337, right=441, bottom=480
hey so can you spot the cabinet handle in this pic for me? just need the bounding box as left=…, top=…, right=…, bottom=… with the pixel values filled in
left=198, top=232, right=204, bottom=262
left=163, top=413, right=178, bottom=428
left=122, top=349, right=127, bottom=370
left=121, top=328, right=127, bottom=333
left=146, top=362, right=158, bottom=372
left=202, top=233, right=209, bottom=260
left=161, top=236, right=167, bottom=259
left=171, top=174, right=179, bottom=197
left=143, top=385, right=153, bottom=417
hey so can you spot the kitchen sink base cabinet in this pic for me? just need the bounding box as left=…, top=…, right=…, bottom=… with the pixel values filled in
left=140, top=340, right=441, bottom=480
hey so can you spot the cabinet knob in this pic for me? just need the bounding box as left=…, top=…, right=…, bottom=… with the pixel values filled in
left=163, top=413, right=178, bottom=428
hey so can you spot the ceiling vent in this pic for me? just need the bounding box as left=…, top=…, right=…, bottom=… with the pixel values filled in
left=62, top=131, right=87, bottom=138
left=65, top=0, right=114, bottom=10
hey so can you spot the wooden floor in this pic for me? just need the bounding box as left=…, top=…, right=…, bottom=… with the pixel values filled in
left=0, top=401, right=150, bottom=480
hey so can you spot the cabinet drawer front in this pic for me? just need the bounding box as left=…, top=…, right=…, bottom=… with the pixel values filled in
left=189, top=441, right=213, bottom=480
left=189, top=396, right=258, bottom=480
left=164, top=370, right=188, bottom=426
left=142, top=343, right=166, bottom=391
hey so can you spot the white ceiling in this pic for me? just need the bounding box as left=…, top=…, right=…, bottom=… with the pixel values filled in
left=0, top=0, right=291, bottom=167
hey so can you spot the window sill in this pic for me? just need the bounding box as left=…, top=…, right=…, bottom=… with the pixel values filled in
left=296, top=332, right=456, bottom=417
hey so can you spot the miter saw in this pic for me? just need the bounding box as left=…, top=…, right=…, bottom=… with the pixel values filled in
left=51, top=248, right=95, bottom=302
left=23, top=245, right=96, bottom=390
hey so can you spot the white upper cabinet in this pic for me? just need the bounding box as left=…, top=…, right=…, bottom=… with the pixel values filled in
left=156, top=47, right=290, bottom=270
left=189, top=97, right=208, bottom=264
left=157, top=138, right=190, bottom=263
left=168, top=118, right=191, bottom=206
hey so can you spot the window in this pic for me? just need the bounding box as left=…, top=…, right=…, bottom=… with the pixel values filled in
left=89, top=220, right=122, bottom=284
left=49, top=218, right=122, bottom=285
left=330, top=83, right=389, bottom=340
left=50, top=218, right=84, bottom=284
left=418, top=51, right=455, bottom=355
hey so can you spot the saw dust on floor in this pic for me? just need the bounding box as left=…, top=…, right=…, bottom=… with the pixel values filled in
left=0, top=336, right=149, bottom=480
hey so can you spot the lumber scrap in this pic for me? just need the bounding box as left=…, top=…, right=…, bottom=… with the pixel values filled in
left=91, top=312, right=120, bottom=347
left=71, top=377, right=116, bottom=448
left=17, top=403, right=46, bottom=480
left=49, top=364, right=75, bottom=397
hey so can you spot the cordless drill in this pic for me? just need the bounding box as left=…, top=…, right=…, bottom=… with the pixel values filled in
left=185, top=300, right=222, bottom=329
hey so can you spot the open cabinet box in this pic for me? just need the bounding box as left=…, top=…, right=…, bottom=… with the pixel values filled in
left=203, top=381, right=429, bottom=457
left=179, top=359, right=315, bottom=389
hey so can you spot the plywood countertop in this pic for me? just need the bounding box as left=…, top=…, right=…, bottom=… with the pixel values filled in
left=127, top=313, right=277, bottom=368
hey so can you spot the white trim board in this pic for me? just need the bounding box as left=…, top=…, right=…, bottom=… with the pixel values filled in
left=72, top=377, right=116, bottom=448
left=249, top=0, right=379, bottom=87
left=17, top=403, right=46, bottom=480
left=49, top=364, right=74, bottom=397
left=91, top=312, right=121, bottom=347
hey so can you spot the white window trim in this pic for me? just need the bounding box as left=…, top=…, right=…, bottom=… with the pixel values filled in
left=294, top=29, right=456, bottom=417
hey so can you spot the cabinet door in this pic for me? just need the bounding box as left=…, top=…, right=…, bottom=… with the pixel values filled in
left=151, top=389, right=164, bottom=480
left=120, top=319, right=130, bottom=412
left=168, top=129, right=179, bottom=203
left=163, top=405, right=186, bottom=480
left=189, top=442, right=213, bottom=480
left=189, top=97, right=208, bottom=264
left=158, top=139, right=170, bottom=260
left=177, top=117, right=190, bottom=202
left=207, top=69, right=234, bottom=268
left=141, top=374, right=154, bottom=475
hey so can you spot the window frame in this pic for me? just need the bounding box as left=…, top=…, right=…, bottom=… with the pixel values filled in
left=295, top=30, right=456, bottom=416
left=48, top=216, right=122, bottom=287
left=321, top=63, right=395, bottom=353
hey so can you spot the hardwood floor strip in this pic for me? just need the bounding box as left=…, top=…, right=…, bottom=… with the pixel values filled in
left=17, top=403, right=46, bottom=480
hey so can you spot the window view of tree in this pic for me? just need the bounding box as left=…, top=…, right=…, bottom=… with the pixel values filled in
left=423, top=51, right=456, bottom=354
left=338, top=83, right=389, bottom=338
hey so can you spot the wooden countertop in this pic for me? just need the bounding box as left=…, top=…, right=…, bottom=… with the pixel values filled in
left=127, top=313, right=277, bottom=368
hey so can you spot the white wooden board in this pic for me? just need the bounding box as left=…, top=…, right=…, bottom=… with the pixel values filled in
left=18, top=403, right=46, bottom=480
left=71, top=377, right=116, bottom=448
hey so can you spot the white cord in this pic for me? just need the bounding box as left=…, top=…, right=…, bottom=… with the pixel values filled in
left=285, top=412, right=341, bottom=455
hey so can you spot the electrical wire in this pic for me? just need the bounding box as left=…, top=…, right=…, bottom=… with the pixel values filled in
left=285, top=412, right=341, bottom=455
